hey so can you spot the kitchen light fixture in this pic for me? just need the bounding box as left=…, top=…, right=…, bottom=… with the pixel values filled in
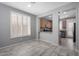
left=49, top=15, right=52, bottom=18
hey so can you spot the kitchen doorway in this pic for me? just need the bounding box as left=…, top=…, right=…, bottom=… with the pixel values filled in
left=59, top=9, right=76, bottom=50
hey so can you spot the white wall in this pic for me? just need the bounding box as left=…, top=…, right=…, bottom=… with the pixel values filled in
left=0, top=3, right=36, bottom=48
left=76, top=6, right=79, bottom=50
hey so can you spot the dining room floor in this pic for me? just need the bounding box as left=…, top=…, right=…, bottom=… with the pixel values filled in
left=0, top=39, right=78, bottom=56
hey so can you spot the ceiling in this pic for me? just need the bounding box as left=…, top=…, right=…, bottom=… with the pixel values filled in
left=2, top=2, right=70, bottom=15
left=60, top=9, right=76, bottom=19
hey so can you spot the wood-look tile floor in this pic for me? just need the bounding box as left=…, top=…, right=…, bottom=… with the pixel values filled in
left=60, top=38, right=74, bottom=50
left=0, top=40, right=78, bottom=56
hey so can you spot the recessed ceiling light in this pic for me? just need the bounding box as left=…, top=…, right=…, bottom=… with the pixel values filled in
left=27, top=4, right=31, bottom=7
left=63, top=12, right=67, bottom=14
left=27, top=2, right=36, bottom=8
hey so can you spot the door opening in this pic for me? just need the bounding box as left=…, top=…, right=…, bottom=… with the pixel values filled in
left=58, top=9, right=76, bottom=50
